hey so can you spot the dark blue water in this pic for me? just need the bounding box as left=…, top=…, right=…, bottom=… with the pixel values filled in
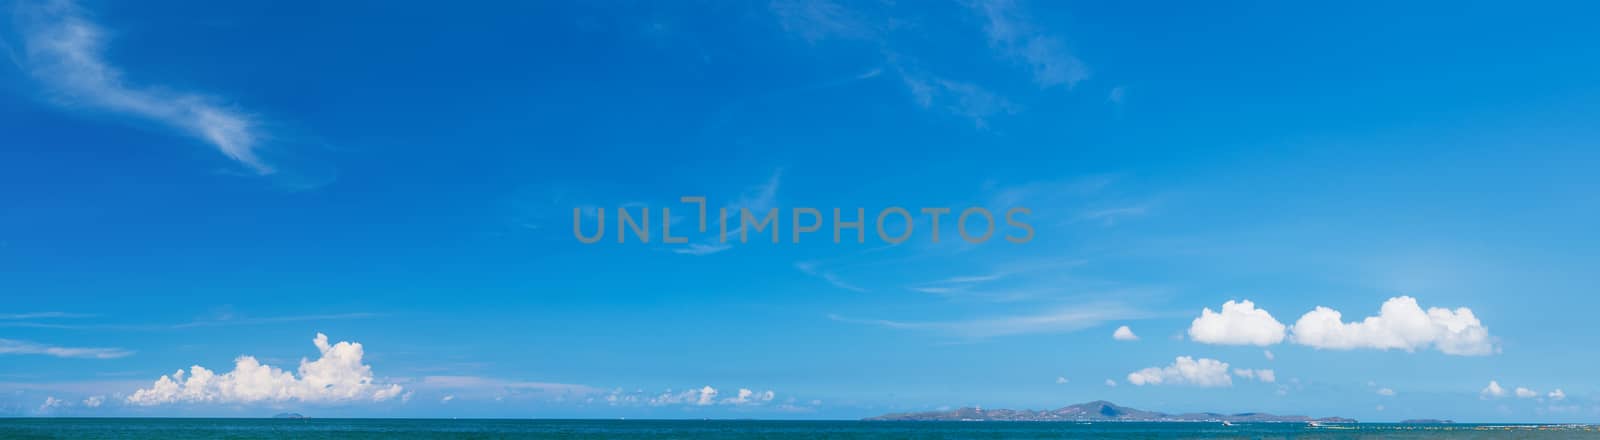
left=1, top=419, right=1595, bottom=439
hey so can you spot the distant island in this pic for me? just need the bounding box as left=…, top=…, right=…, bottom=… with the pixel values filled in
left=271, top=413, right=308, bottom=419
left=865, top=400, right=1356, bottom=423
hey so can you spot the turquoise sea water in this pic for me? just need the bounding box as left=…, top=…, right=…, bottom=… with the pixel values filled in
left=1, top=419, right=1597, bottom=439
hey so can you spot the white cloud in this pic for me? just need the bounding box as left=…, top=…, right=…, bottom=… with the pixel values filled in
left=440, top=395, right=455, bottom=403
left=967, top=0, right=1089, bottom=88
left=1104, top=379, right=1117, bottom=387
left=1232, top=368, right=1276, bottom=383
left=82, top=395, right=104, bottom=408
left=602, top=385, right=777, bottom=408
left=722, top=388, right=776, bottom=405
left=1481, top=380, right=1506, bottom=399
left=1289, top=296, right=1496, bottom=356
left=1263, top=350, right=1275, bottom=361
left=645, top=386, right=722, bottom=406
left=1127, top=356, right=1232, bottom=387
left=1188, top=300, right=1286, bottom=346
left=0, top=312, right=96, bottom=320
left=1055, top=376, right=1068, bottom=384
left=1515, top=387, right=1538, bottom=399
left=769, top=0, right=872, bottom=43
left=898, top=73, right=1015, bottom=128
left=795, top=261, right=866, bottom=293
left=414, top=375, right=597, bottom=402
left=1112, top=325, right=1139, bottom=341
left=15, top=0, right=273, bottom=173
left=0, top=338, right=131, bottom=359
left=673, top=243, right=732, bottom=256
left=1549, top=389, right=1566, bottom=401
left=38, top=396, right=64, bottom=413
left=1080, top=206, right=1150, bottom=226
left=830, top=302, right=1143, bottom=339
left=1107, top=86, right=1125, bottom=105
left=1377, top=388, right=1396, bottom=396
left=674, top=171, right=781, bottom=255
left=696, top=386, right=718, bottom=405
left=126, top=333, right=404, bottom=406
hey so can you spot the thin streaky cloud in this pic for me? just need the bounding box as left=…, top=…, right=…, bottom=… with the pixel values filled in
left=829, top=302, right=1146, bottom=339
left=968, top=0, right=1089, bottom=89
left=0, top=312, right=97, bottom=320
left=1080, top=205, right=1151, bottom=226
left=673, top=170, right=783, bottom=256
left=168, top=312, right=385, bottom=329
left=14, top=0, right=273, bottom=173
left=0, top=339, right=132, bottom=359
left=794, top=262, right=868, bottom=293
left=0, top=312, right=382, bottom=331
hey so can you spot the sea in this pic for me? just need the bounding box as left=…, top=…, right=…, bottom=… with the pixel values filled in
left=1, top=419, right=1596, bottom=439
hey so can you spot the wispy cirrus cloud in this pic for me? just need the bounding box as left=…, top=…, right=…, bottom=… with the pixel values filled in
left=0, top=312, right=381, bottom=331
left=830, top=302, right=1145, bottom=339
left=967, top=0, right=1089, bottom=89
left=0, top=312, right=96, bottom=320
left=0, top=339, right=131, bottom=359
left=672, top=170, right=783, bottom=256
left=410, top=375, right=599, bottom=402
left=1080, top=205, right=1152, bottom=226
left=13, top=0, right=273, bottom=173
left=795, top=261, right=867, bottom=293
left=768, top=0, right=1086, bottom=127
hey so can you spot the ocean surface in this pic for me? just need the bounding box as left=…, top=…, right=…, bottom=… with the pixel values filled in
left=1, top=419, right=1597, bottom=439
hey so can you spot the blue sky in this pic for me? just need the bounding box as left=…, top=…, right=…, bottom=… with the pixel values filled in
left=2, top=0, right=1599, bottom=422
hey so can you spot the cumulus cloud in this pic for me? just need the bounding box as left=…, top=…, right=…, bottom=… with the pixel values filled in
left=1112, top=325, right=1139, bottom=341
left=1188, top=300, right=1286, bottom=346
left=1549, top=389, right=1566, bottom=401
left=1289, top=296, right=1496, bottom=355
left=1515, top=387, right=1538, bottom=399
left=0, top=338, right=131, bottom=359
left=1377, top=388, right=1396, bottom=396
left=1481, top=380, right=1506, bottom=399
left=1127, top=356, right=1232, bottom=387
left=1104, top=379, right=1117, bottom=387
left=1055, top=376, right=1068, bottom=384
left=82, top=395, right=104, bottom=408
left=13, top=0, right=273, bottom=173
left=126, top=333, right=403, bottom=406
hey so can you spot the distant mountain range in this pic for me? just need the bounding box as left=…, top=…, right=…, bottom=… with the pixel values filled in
left=865, top=400, right=1356, bottom=423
